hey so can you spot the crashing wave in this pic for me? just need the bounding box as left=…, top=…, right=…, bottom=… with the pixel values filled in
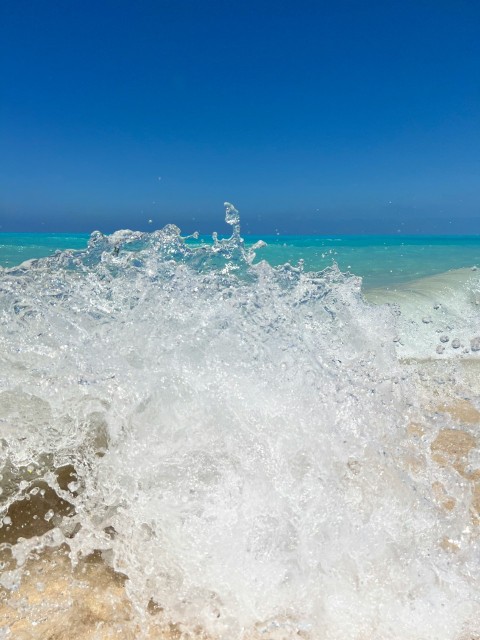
left=0, top=204, right=479, bottom=639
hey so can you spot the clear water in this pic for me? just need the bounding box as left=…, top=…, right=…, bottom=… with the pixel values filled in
left=3, top=231, right=480, bottom=289
left=1, top=205, right=480, bottom=639
left=0, top=232, right=90, bottom=269
left=251, top=234, right=480, bottom=288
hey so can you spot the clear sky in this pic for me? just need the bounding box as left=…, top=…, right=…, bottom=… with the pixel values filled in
left=1, top=0, right=479, bottom=234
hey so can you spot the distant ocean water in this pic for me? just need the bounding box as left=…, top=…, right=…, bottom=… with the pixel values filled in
left=2, top=231, right=480, bottom=289
left=0, top=232, right=90, bottom=269
left=1, top=206, right=480, bottom=639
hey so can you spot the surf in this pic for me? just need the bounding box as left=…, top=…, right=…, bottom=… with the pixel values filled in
left=1, top=204, right=479, bottom=639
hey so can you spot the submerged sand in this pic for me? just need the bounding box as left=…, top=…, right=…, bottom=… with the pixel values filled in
left=1, top=387, right=480, bottom=639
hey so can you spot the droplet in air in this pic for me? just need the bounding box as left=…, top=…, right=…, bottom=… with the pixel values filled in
left=470, top=337, right=480, bottom=352
left=224, top=202, right=240, bottom=227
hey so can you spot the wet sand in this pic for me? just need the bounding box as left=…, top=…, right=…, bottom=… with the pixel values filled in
left=0, top=546, right=210, bottom=639
left=1, top=389, right=480, bottom=639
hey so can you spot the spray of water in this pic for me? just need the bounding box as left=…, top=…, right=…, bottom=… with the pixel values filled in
left=0, top=204, right=479, bottom=639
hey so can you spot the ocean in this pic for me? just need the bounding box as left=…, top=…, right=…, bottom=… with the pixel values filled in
left=1, top=204, right=480, bottom=639
left=2, top=229, right=480, bottom=289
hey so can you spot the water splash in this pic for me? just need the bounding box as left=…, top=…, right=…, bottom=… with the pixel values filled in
left=0, top=204, right=479, bottom=639
left=224, top=201, right=240, bottom=231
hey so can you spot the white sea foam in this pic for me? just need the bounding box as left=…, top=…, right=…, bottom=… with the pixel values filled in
left=0, top=204, right=479, bottom=639
left=367, top=268, right=480, bottom=360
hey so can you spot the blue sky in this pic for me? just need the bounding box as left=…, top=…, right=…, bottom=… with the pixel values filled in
left=1, top=0, right=479, bottom=234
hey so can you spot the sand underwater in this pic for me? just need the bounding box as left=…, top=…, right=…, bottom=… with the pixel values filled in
left=1, top=206, right=480, bottom=639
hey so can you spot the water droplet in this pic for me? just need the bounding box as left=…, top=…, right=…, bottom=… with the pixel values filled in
left=224, top=202, right=240, bottom=227
left=471, top=337, right=480, bottom=352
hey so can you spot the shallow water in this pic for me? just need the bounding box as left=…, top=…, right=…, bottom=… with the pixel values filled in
left=1, top=205, right=480, bottom=639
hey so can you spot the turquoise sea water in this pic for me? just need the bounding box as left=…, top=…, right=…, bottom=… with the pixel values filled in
left=2, top=231, right=480, bottom=288
left=0, top=233, right=90, bottom=268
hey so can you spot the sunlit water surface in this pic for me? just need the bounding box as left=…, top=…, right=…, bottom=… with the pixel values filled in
left=1, top=205, right=480, bottom=639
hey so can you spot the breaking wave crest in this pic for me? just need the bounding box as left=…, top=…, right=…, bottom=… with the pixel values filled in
left=1, top=204, right=479, bottom=639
